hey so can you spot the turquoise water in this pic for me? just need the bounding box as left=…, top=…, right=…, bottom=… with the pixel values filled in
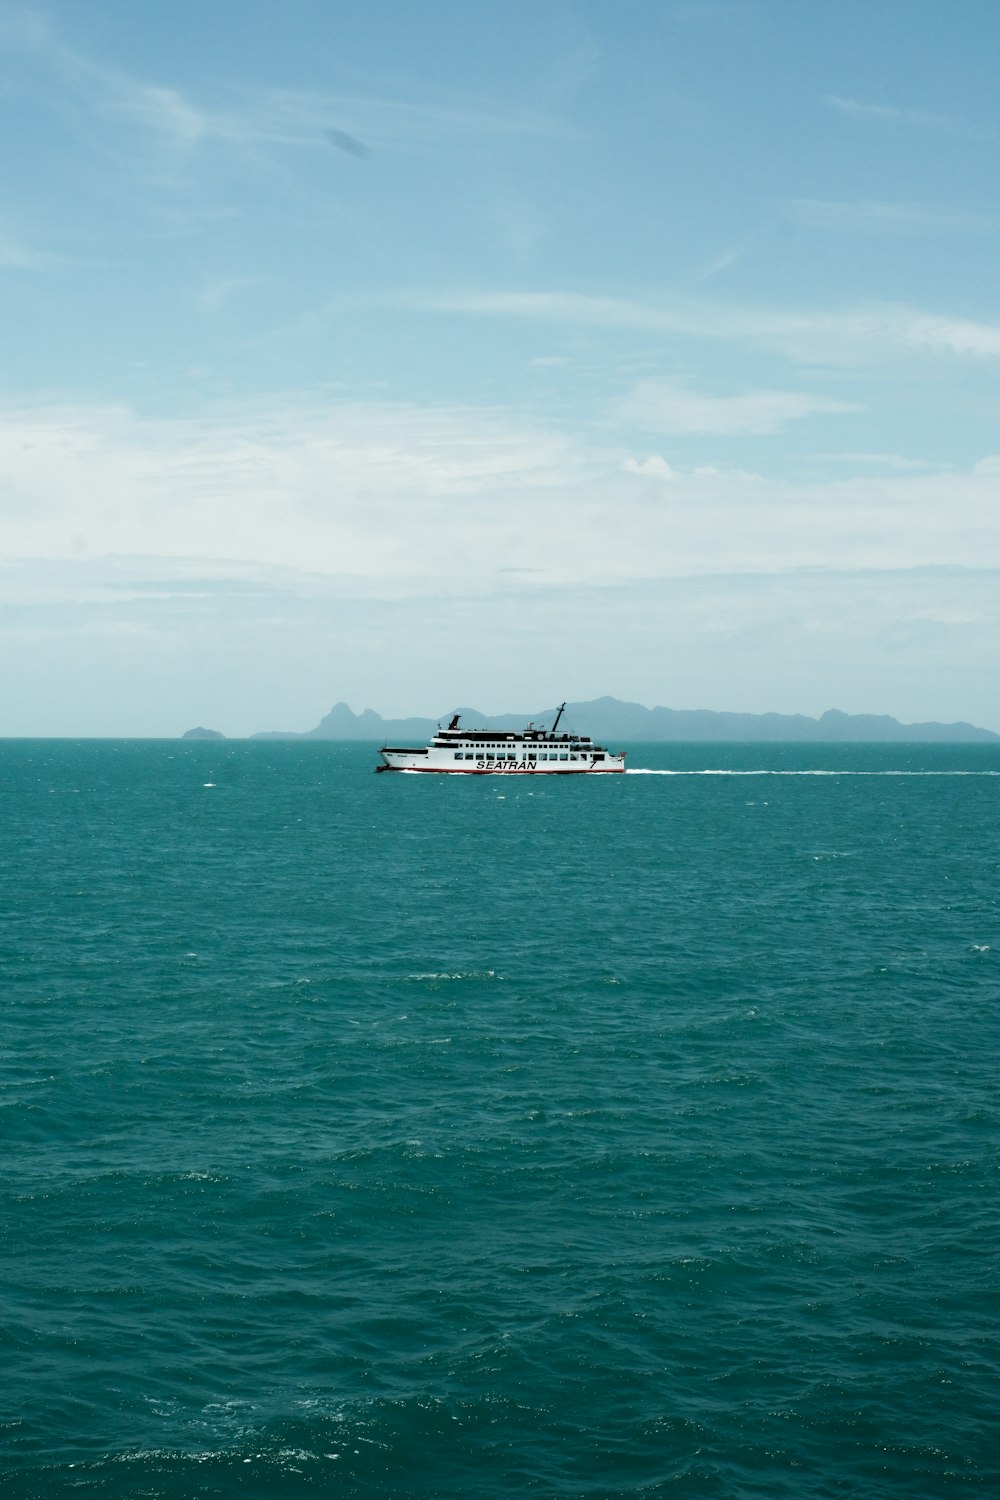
left=2, top=739, right=999, bottom=1498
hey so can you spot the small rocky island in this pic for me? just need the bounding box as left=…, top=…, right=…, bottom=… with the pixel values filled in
left=181, top=726, right=226, bottom=740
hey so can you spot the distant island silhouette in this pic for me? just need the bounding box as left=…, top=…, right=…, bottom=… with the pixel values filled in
left=184, top=697, right=999, bottom=742
left=181, top=726, right=226, bottom=740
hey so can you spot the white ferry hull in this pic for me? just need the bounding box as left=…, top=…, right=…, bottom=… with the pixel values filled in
left=379, top=755, right=625, bottom=775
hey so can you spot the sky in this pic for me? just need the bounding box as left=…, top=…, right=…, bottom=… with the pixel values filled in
left=2, top=0, right=999, bottom=736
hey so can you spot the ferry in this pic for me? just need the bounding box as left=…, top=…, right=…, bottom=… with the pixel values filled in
left=376, top=703, right=626, bottom=775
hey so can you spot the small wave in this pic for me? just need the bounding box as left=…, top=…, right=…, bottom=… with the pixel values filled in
left=404, top=970, right=500, bottom=982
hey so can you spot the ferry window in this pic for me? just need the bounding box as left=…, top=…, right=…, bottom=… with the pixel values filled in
left=570, top=754, right=578, bottom=761
left=528, top=752, right=536, bottom=760
left=559, top=753, right=569, bottom=761
left=594, top=753, right=605, bottom=761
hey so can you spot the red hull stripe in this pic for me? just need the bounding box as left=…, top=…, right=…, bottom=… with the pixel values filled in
left=380, top=766, right=625, bottom=775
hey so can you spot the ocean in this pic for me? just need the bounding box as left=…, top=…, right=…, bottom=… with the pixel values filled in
left=2, top=739, right=999, bottom=1498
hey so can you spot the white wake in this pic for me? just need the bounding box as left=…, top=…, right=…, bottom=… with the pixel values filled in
left=625, top=768, right=1000, bottom=777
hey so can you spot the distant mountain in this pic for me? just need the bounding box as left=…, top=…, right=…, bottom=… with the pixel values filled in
left=249, top=697, right=999, bottom=743
left=182, top=725, right=226, bottom=740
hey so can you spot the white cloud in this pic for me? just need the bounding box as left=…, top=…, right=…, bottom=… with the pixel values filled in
left=0, top=397, right=603, bottom=589
left=422, top=289, right=681, bottom=333
left=1, top=394, right=998, bottom=735
left=615, top=381, right=857, bottom=435
left=105, top=82, right=207, bottom=150
left=196, top=274, right=267, bottom=313
left=3, top=553, right=999, bottom=737
left=0, top=228, right=59, bottom=270
left=413, top=289, right=1000, bottom=364
left=825, top=95, right=962, bottom=130
left=2, top=396, right=999, bottom=603
left=788, top=199, right=995, bottom=232
left=550, top=40, right=601, bottom=105
left=692, top=245, right=746, bottom=283
left=903, top=311, right=1000, bottom=357
left=213, top=87, right=573, bottom=153
left=621, top=455, right=678, bottom=480
left=4, top=13, right=571, bottom=162
left=0, top=3, right=51, bottom=49
left=809, top=452, right=942, bottom=471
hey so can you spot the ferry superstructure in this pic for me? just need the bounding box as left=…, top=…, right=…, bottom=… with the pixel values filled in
left=376, top=704, right=626, bottom=775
